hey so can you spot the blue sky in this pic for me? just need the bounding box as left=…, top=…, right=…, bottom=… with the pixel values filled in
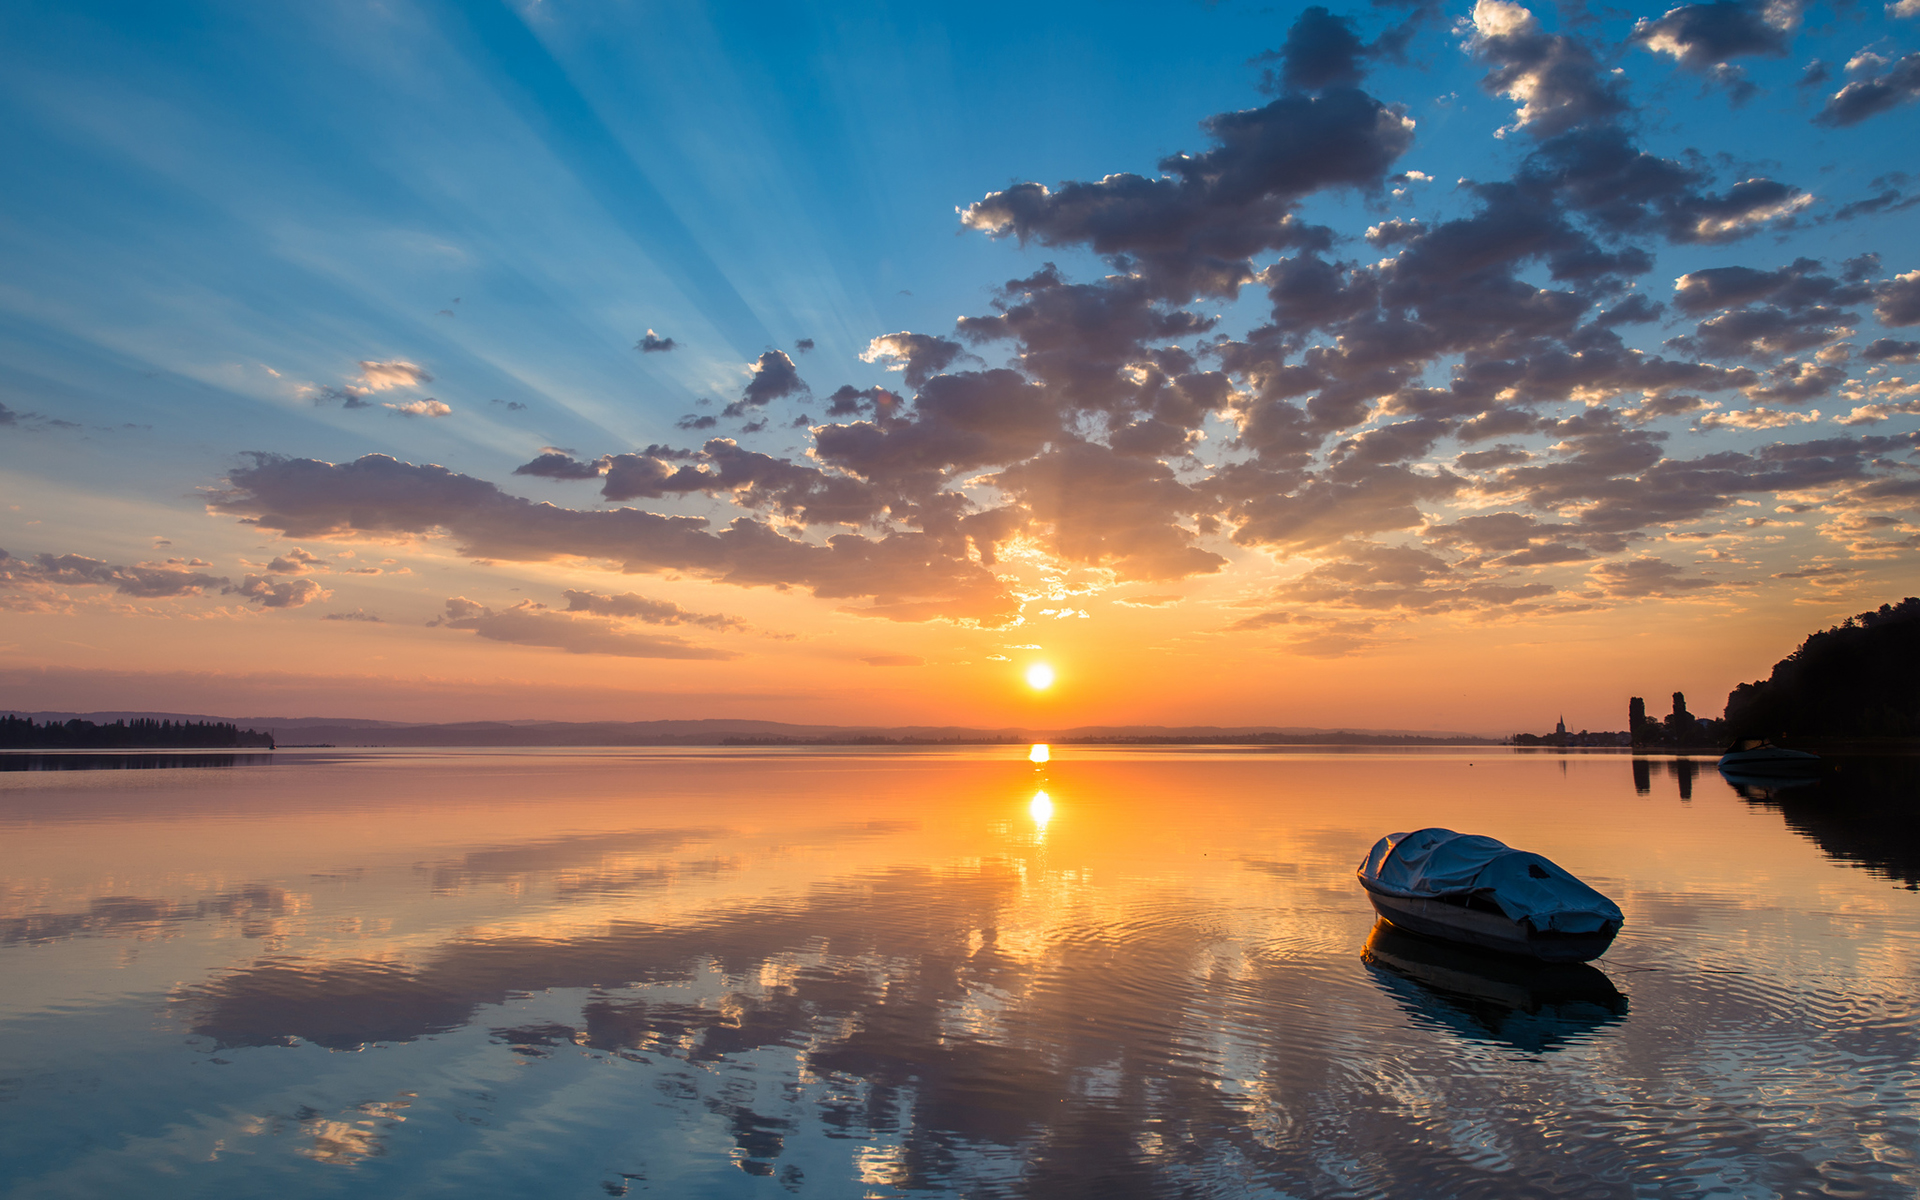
left=2, top=0, right=1918, bottom=728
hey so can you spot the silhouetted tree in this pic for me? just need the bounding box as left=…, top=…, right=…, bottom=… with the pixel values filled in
left=1628, top=697, right=1648, bottom=746
left=1724, top=598, right=1920, bottom=739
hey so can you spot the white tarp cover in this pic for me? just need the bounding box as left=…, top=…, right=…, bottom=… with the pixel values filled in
left=1358, top=828, right=1624, bottom=934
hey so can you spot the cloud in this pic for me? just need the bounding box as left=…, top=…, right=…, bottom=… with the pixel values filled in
left=734, top=350, right=808, bottom=410
left=1862, top=338, right=1920, bottom=362
left=427, top=597, right=736, bottom=659
left=1267, top=6, right=1367, bottom=92
left=1631, top=2, right=1801, bottom=71
left=0, top=550, right=228, bottom=605
left=383, top=398, right=453, bottom=418
left=636, top=329, right=676, bottom=353
left=267, top=547, right=325, bottom=574
left=560, top=589, right=745, bottom=630
left=861, top=333, right=966, bottom=387
left=1815, top=52, right=1920, bottom=126
left=1877, top=270, right=1920, bottom=326
left=1696, top=406, right=1820, bottom=430
left=1469, top=0, right=1629, bottom=137
left=227, top=575, right=329, bottom=608
left=861, top=654, right=923, bottom=666
left=322, top=609, right=383, bottom=622
left=513, top=450, right=609, bottom=481
left=311, top=385, right=372, bottom=409
left=793, top=338, right=815, bottom=353
left=213, top=454, right=1017, bottom=623
left=357, top=360, right=433, bottom=390
left=1587, top=556, right=1720, bottom=597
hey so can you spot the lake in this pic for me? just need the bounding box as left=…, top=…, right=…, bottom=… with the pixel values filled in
left=2, top=747, right=1917, bottom=1199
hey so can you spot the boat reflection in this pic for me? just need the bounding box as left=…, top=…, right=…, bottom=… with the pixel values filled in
left=1361, top=921, right=1627, bottom=1053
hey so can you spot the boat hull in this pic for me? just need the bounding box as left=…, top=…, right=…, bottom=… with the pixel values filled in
left=1716, top=748, right=1819, bottom=777
left=1362, top=885, right=1618, bottom=963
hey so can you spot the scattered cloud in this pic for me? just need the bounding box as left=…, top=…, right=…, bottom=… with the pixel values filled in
left=357, top=360, right=432, bottom=390
left=637, top=329, right=676, bottom=353
left=426, top=597, right=736, bottom=659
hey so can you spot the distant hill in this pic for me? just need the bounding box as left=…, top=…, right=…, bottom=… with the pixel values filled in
left=1, top=711, right=1499, bottom=747
left=1724, top=598, right=1920, bottom=739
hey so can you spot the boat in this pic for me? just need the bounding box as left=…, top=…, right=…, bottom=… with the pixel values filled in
left=1717, top=740, right=1820, bottom=778
left=1355, top=828, right=1623, bottom=963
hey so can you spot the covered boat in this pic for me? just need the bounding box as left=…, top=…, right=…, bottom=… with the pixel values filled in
left=1717, top=740, right=1819, bottom=779
left=1356, top=828, right=1623, bottom=962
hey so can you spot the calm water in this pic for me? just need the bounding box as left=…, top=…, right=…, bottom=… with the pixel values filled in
left=2, top=747, right=1917, bottom=1199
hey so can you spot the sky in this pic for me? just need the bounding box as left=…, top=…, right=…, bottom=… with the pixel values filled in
left=2, top=0, right=1918, bottom=732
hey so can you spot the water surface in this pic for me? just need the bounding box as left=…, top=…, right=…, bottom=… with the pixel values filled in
left=2, top=747, right=1917, bottom=1198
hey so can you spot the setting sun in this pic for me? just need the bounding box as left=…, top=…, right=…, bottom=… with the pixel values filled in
left=1025, top=664, right=1055, bottom=690
left=1029, top=743, right=1050, bottom=763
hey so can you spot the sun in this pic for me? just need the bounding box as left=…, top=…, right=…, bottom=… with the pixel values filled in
left=1025, top=663, right=1055, bottom=690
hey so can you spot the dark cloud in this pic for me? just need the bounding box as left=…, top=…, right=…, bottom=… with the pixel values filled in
left=322, top=609, right=383, bottom=622
left=862, top=333, right=965, bottom=388
left=1267, top=6, right=1367, bottom=92
left=1587, top=556, right=1720, bottom=597
left=213, top=455, right=1016, bottom=623
left=1631, top=2, right=1800, bottom=71
left=513, top=450, right=608, bottom=481
left=677, top=414, right=717, bottom=430
left=1863, top=338, right=1920, bottom=362
left=984, top=440, right=1225, bottom=581
left=1877, top=271, right=1920, bottom=326
left=0, top=550, right=228, bottom=602
left=227, top=576, right=328, bottom=608
left=1815, top=52, right=1920, bottom=127
left=736, top=350, right=808, bottom=409
left=960, top=88, right=1410, bottom=301
left=266, top=548, right=324, bottom=574
left=636, top=329, right=676, bottom=353
left=561, top=589, right=745, bottom=630
left=428, top=597, right=737, bottom=659
left=793, top=338, right=815, bottom=353
left=311, top=385, right=372, bottom=409
left=1468, top=1, right=1630, bottom=137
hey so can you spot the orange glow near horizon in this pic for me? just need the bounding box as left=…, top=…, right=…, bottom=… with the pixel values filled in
left=1025, top=663, right=1055, bottom=691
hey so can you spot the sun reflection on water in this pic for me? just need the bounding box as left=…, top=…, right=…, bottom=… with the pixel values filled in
left=1029, top=790, right=1053, bottom=830
left=1029, top=743, right=1050, bottom=763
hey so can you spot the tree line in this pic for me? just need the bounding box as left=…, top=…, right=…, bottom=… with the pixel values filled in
left=0, top=716, right=275, bottom=749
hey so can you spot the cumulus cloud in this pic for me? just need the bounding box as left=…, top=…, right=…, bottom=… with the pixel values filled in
left=636, top=329, right=676, bottom=353
left=357, top=360, right=433, bottom=390
left=560, top=589, right=745, bottom=630
left=1815, top=52, right=1920, bottom=126
left=735, top=350, right=808, bottom=410
left=227, top=575, right=329, bottom=608
left=427, top=597, right=736, bottom=659
left=170, top=10, right=1920, bottom=649
left=861, top=333, right=966, bottom=387
left=267, top=547, right=325, bottom=574
left=213, top=454, right=1017, bottom=623
left=0, top=550, right=228, bottom=605
left=1588, top=556, right=1720, bottom=597
left=384, top=398, right=452, bottom=418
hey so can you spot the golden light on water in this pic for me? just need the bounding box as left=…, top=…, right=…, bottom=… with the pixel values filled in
left=1029, top=743, right=1050, bottom=763
left=1025, top=663, right=1055, bottom=690
left=1029, top=790, right=1053, bottom=828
